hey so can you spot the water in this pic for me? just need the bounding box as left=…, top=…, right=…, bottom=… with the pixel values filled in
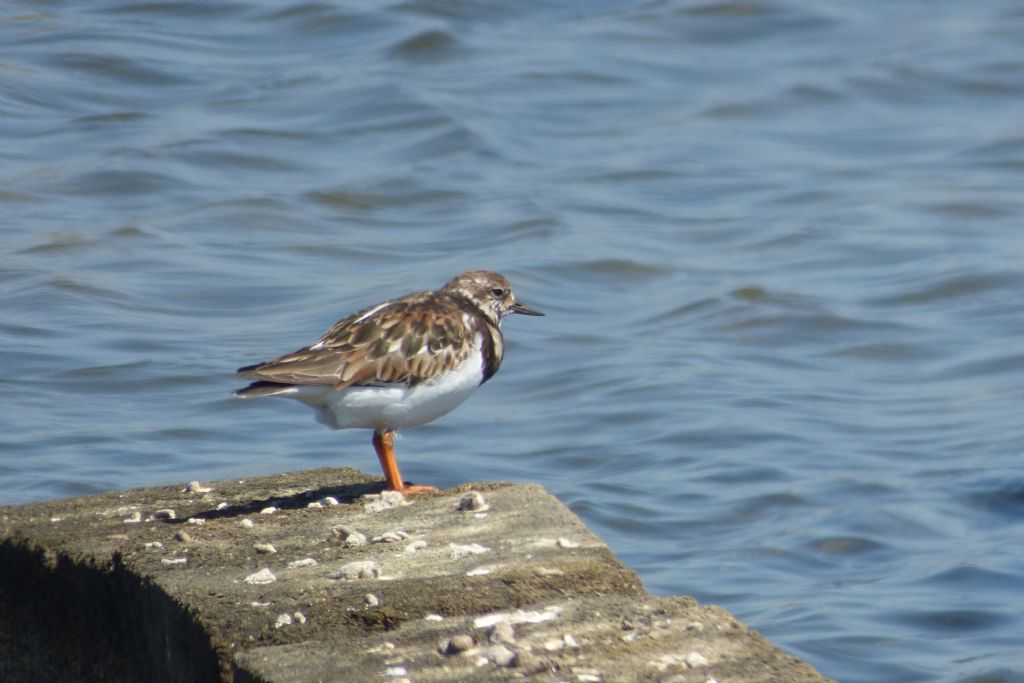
left=3, top=2, right=1024, bottom=680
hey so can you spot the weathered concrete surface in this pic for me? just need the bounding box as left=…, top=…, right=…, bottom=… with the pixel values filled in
left=0, top=467, right=830, bottom=683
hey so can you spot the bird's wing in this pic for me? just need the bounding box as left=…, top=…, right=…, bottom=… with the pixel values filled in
left=237, top=294, right=476, bottom=389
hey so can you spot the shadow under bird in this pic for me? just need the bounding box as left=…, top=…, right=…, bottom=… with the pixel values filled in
left=235, top=269, right=544, bottom=494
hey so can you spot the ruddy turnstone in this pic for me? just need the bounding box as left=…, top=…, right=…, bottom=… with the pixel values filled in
left=235, top=270, right=543, bottom=494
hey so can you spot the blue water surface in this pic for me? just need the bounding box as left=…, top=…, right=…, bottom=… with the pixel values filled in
left=3, top=2, right=1024, bottom=681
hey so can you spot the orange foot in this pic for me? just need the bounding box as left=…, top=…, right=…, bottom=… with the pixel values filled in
left=372, top=431, right=438, bottom=496
left=394, top=484, right=438, bottom=495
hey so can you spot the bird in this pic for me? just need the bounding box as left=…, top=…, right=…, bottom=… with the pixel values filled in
left=234, top=270, right=543, bottom=495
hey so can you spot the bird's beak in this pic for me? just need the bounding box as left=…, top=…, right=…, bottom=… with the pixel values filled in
left=510, top=301, right=544, bottom=316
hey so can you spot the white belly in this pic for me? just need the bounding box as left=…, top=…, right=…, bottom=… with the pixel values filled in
left=277, top=352, right=484, bottom=431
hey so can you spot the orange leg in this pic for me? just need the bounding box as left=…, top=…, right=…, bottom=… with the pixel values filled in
left=371, top=430, right=436, bottom=495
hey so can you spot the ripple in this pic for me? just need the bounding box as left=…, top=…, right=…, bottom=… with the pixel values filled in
left=56, top=169, right=191, bottom=196
left=725, top=492, right=809, bottom=524
left=36, top=275, right=129, bottom=304
left=646, top=297, right=720, bottom=324
left=97, top=2, right=249, bottom=19
left=390, top=29, right=460, bottom=61
left=888, top=608, right=1011, bottom=634
left=958, top=135, right=1024, bottom=170
left=255, top=3, right=388, bottom=37
left=701, top=83, right=844, bottom=119
left=963, top=481, right=1024, bottom=521
left=922, top=565, right=1024, bottom=592
left=675, top=1, right=835, bottom=43
left=219, top=127, right=312, bottom=142
left=0, top=189, right=38, bottom=202
left=538, top=259, right=672, bottom=284
left=697, top=464, right=789, bottom=485
left=730, top=285, right=770, bottom=301
left=807, top=536, right=888, bottom=556
left=826, top=342, right=926, bottom=362
left=868, top=271, right=1020, bottom=307
left=16, top=231, right=94, bottom=255
left=934, top=353, right=1024, bottom=381
left=171, top=148, right=303, bottom=173
left=48, top=52, right=192, bottom=86
left=493, top=218, right=559, bottom=243
left=924, top=201, right=1014, bottom=218
left=0, top=322, right=52, bottom=339
left=397, top=124, right=495, bottom=161
left=54, top=362, right=163, bottom=394
left=306, top=185, right=466, bottom=211
left=72, top=111, right=148, bottom=125
left=797, top=634, right=935, bottom=683
left=957, top=669, right=1024, bottom=683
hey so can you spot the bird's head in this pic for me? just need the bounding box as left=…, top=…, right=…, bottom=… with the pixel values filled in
left=443, top=270, right=544, bottom=325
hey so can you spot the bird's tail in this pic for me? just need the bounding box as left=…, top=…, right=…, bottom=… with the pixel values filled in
left=234, top=381, right=298, bottom=399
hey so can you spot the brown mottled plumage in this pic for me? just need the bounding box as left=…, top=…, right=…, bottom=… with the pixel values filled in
left=236, top=270, right=538, bottom=393
left=235, top=270, right=543, bottom=494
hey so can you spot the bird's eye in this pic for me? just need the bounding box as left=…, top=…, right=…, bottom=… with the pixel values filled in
left=491, top=287, right=506, bottom=298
